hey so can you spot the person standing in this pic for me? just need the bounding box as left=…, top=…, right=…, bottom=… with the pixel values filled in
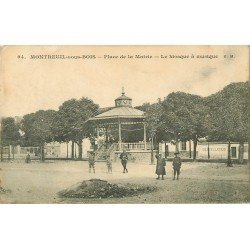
left=25, top=151, right=31, bottom=163
left=155, top=153, right=166, bottom=180
left=88, top=151, right=95, bottom=173
left=120, top=149, right=128, bottom=173
left=172, top=152, right=182, bottom=180
left=106, top=155, right=112, bottom=173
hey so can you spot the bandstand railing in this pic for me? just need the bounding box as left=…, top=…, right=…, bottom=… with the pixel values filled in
left=106, top=143, right=118, bottom=158
left=94, top=143, right=106, bottom=159
left=119, top=142, right=151, bottom=151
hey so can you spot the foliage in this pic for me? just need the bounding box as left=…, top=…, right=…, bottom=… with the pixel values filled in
left=3, top=82, right=248, bottom=163
left=52, top=97, right=99, bottom=159
left=21, top=110, right=57, bottom=147
left=159, top=92, right=210, bottom=159
left=137, top=102, right=165, bottom=143
left=53, top=97, right=99, bottom=143
left=1, top=117, right=20, bottom=146
left=205, top=82, right=249, bottom=142
left=161, top=92, right=209, bottom=139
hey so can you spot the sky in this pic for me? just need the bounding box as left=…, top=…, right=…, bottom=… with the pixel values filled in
left=0, top=45, right=249, bottom=117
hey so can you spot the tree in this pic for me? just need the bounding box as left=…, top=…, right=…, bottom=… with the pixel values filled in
left=160, top=92, right=210, bottom=160
left=205, top=82, right=249, bottom=165
left=53, top=97, right=99, bottom=160
left=21, top=110, right=57, bottom=162
left=137, top=102, right=165, bottom=144
left=0, top=117, right=20, bottom=161
left=136, top=102, right=166, bottom=164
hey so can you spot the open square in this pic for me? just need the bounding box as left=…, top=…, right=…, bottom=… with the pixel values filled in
left=0, top=160, right=249, bottom=204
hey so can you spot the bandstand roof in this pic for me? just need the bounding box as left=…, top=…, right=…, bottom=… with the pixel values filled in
left=89, top=106, right=145, bottom=120
left=88, top=89, right=145, bottom=124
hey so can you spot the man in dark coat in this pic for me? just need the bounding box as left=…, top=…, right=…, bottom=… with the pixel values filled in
left=120, top=149, right=128, bottom=173
left=155, top=153, right=166, bottom=180
left=172, top=152, right=182, bottom=180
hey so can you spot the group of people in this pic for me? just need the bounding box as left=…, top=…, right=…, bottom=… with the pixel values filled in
left=155, top=152, right=182, bottom=180
left=25, top=147, right=181, bottom=179
left=88, top=149, right=182, bottom=180
left=88, top=149, right=129, bottom=174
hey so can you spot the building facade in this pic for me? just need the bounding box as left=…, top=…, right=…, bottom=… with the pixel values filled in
left=159, top=141, right=248, bottom=160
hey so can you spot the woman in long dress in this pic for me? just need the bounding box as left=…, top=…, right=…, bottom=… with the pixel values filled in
left=155, top=153, right=166, bottom=180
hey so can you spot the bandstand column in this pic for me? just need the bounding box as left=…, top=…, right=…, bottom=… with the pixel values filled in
left=96, top=125, right=100, bottom=140
left=105, top=126, right=108, bottom=143
left=118, top=119, right=122, bottom=150
left=143, top=122, right=147, bottom=150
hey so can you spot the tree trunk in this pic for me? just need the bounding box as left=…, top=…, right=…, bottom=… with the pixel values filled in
left=189, top=140, right=192, bottom=158
left=105, top=126, right=108, bottom=147
left=66, top=142, right=68, bottom=159
left=12, top=145, right=15, bottom=159
left=248, top=142, right=250, bottom=166
left=0, top=145, right=3, bottom=162
left=164, top=141, right=169, bottom=159
left=150, top=135, right=154, bottom=164
left=78, top=139, right=83, bottom=160
left=41, top=143, right=45, bottom=162
left=193, top=138, right=198, bottom=161
left=238, top=141, right=244, bottom=164
left=8, top=145, right=11, bottom=160
left=175, top=135, right=179, bottom=153
left=153, top=134, right=158, bottom=151
left=227, top=141, right=233, bottom=167
left=207, top=142, right=210, bottom=159
left=71, top=141, right=74, bottom=159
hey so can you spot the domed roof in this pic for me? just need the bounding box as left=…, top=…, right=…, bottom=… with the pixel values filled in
left=115, top=88, right=132, bottom=101
left=88, top=88, right=145, bottom=121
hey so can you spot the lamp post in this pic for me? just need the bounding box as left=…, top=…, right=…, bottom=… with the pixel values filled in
left=207, top=142, right=210, bottom=159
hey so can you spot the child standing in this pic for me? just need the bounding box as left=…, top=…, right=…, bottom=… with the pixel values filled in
left=120, top=149, right=128, bottom=173
left=88, top=151, right=95, bottom=173
left=172, top=152, right=182, bottom=180
left=106, top=155, right=112, bottom=173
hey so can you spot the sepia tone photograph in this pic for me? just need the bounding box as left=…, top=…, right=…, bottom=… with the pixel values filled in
left=0, top=45, right=249, bottom=204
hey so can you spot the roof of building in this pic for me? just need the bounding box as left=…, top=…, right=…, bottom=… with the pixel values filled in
left=97, top=107, right=113, bottom=114
left=89, top=106, right=145, bottom=120
left=115, top=87, right=132, bottom=101
left=115, top=94, right=132, bottom=101
left=88, top=88, right=145, bottom=121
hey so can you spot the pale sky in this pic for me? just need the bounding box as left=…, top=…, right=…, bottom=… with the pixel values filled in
left=0, top=45, right=249, bottom=117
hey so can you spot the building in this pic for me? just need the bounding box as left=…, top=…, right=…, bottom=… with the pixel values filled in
left=159, top=141, right=248, bottom=161
left=87, top=88, right=153, bottom=162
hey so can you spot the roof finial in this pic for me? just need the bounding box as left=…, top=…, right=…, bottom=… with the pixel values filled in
left=122, top=86, right=125, bottom=95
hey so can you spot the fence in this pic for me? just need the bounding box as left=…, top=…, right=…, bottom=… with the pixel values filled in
left=1, top=146, right=40, bottom=160
left=120, top=142, right=151, bottom=151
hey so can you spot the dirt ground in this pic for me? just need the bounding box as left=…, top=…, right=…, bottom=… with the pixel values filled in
left=0, top=160, right=249, bottom=204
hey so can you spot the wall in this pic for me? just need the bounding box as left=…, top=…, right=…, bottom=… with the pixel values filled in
left=197, top=142, right=248, bottom=160
left=114, top=150, right=156, bottom=163
left=45, top=138, right=91, bottom=158
left=159, top=141, right=248, bottom=160
left=1, top=139, right=92, bottom=160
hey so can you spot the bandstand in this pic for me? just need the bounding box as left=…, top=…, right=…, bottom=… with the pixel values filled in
left=88, top=89, right=152, bottom=162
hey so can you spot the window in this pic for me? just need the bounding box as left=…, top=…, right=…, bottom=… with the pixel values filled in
left=165, top=145, right=169, bottom=157
left=231, top=147, right=236, bottom=158
left=181, top=141, right=186, bottom=151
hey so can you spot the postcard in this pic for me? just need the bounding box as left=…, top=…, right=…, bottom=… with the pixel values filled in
left=0, top=45, right=249, bottom=204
